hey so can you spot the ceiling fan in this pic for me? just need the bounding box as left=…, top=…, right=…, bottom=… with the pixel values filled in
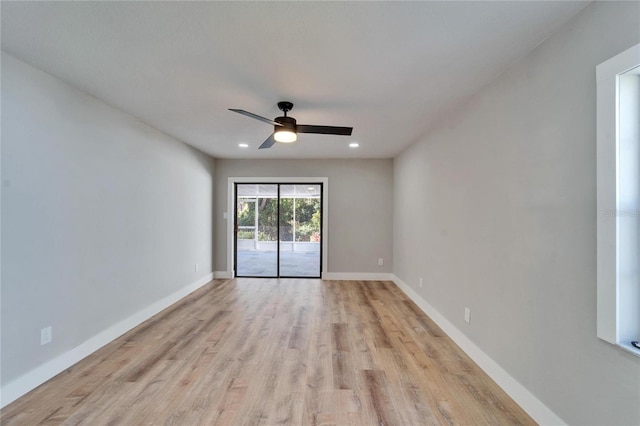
left=229, top=101, right=353, bottom=149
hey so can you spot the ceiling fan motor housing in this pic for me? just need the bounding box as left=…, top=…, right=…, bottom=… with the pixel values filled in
left=275, top=116, right=297, bottom=132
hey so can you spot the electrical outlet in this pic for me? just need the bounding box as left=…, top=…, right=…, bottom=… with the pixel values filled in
left=464, top=308, right=471, bottom=324
left=194, top=263, right=199, bottom=272
left=419, top=277, right=423, bottom=288
left=41, top=326, right=52, bottom=346
left=378, top=258, right=384, bottom=266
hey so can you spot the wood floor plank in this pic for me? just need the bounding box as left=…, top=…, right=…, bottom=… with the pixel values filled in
left=1, top=279, right=536, bottom=425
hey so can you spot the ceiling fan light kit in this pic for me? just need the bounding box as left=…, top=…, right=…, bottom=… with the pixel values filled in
left=229, top=101, right=353, bottom=149
left=273, top=112, right=297, bottom=143
left=274, top=129, right=297, bottom=143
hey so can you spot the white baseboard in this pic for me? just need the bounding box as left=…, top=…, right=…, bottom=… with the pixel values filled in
left=390, top=274, right=565, bottom=426
left=214, top=270, right=233, bottom=279
left=322, top=272, right=394, bottom=281
left=0, top=272, right=214, bottom=408
left=212, top=271, right=393, bottom=281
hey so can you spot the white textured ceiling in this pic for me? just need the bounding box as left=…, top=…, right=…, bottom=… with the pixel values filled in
left=1, top=1, right=588, bottom=159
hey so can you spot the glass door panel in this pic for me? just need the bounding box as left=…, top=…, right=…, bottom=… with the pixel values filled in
left=279, top=184, right=322, bottom=277
left=235, top=184, right=278, bottom=277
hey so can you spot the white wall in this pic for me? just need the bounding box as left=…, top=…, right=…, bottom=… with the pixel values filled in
left=393, top=2, right=640, bottom=425
left=214, top=159, right=393, bottom=276
left=1, top=54, right=215, bottom=390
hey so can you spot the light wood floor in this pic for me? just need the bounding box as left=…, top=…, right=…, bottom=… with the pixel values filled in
left=1, top=279, right=535, bottom=425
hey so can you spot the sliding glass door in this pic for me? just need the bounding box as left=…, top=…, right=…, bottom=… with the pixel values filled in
left=235, top=183, right=322, bottom=278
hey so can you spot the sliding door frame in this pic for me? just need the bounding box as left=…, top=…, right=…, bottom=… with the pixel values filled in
left=227, top=177, right=328, bottom=279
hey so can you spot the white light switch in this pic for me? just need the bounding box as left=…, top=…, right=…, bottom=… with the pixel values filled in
left=41, top=326, right=52, bottom=345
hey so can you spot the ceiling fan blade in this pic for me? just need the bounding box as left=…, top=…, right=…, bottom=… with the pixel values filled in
left=258, top=133, right=276, bottom=149
left=297, top=124, right=353, bottom=136
left=229, top=109, right=282, bottom=126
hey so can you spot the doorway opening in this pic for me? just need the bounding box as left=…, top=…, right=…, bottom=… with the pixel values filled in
left=234, top=183, right=323, bottom=278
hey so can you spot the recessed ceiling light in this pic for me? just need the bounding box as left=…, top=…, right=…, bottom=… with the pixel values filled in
left=238, top=143, right=249, bottom=148
left=349, top=142, right=359, bottom=148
